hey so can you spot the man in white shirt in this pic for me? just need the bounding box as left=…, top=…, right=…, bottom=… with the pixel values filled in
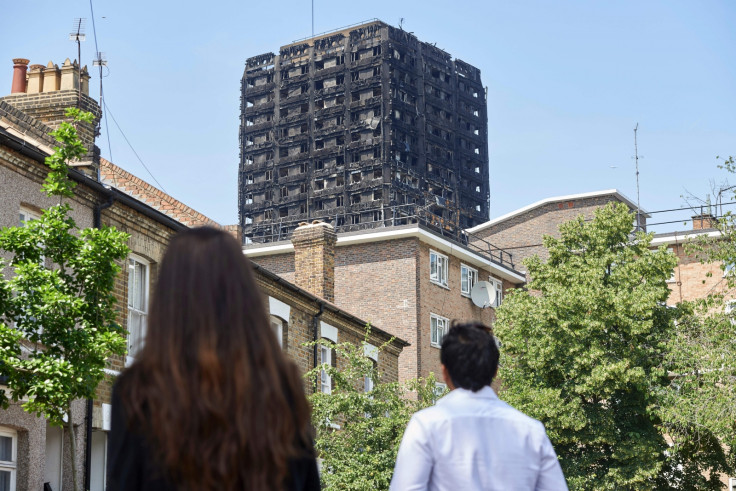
left=390, top=322, right=568, bottom=491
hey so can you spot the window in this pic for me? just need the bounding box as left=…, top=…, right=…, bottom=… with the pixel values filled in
left=461, top=264, right=478, bottom=296
left=127, top=256, right=149, bottom=363
left=430, top=313, right=449, bottom=348
left=320, top=344, right=332, bottom=394
left=666, top=247, right=677, bottom=283
left=433, top=382, right=448, bottom=401
left=364, top=363, right=375, bottom=393
left=430, top=250, right=448, bottom=287
left=270, top=315, right=285, bottom=348
left=19, top=206, right=40, bottom=226
left=489, top=277, right=503, bottom=307
left=0, top=428, right=17, bottom=491
left=724, top=260, right=735, bottom=278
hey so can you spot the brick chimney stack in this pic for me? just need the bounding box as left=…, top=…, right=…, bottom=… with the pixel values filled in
left=291, top=221, right=337, bottom=302
left=10, top=58, right=29, bottom=94
left=692, top=214, right=717, bottom=230
left=2, top=57, right=102, bottom=179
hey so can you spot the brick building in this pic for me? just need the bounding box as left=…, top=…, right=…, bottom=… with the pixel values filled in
left=1, top=58, right=404, bottom=491
left=245, top=222, right=525, bottom=387
left=466, top=190, right=647, bottom=279
left=650, top=214, right=731, bottom=305
left=239, top=20, right=489, bottom=242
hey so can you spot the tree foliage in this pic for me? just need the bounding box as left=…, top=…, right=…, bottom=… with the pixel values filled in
left=660, top=154, right=736, bottom=486
left=306, top=330, right=441, bottom=491
left=494, top=203, right=684, bottom=490
left=0, top=108, right=129, bottom=490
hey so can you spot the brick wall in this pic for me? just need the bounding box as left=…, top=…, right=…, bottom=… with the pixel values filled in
left=335, top=238, right=421, bottom=382
left=255, top=269, right=402, bottom=395
left=471, top=196, right=630, bottom=276
left=417, top=241, right=498, bottom=380
left=252, top=236, right=508, bottom=385
left=662, top=240, right=731, bottom=305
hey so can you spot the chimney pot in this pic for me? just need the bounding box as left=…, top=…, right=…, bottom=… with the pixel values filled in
left=11, top=58, right=30, bottom=94
left=27, top=64, right=44, bottom=93
left=42, top=62, right=60, bottom=92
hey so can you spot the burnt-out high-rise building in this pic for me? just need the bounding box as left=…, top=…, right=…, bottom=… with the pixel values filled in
left=239, top=20, right=489, bottom=243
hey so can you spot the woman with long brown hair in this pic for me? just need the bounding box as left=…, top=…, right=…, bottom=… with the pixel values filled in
left=107, top=227, right=319, bottom=490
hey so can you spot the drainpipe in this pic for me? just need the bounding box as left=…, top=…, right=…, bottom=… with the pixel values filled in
left=84, top=193, right=115, bottom=491
left=312, top=303, right=324, bottom=392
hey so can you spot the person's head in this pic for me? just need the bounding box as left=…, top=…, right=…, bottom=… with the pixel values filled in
left=440, top=321, right=499, bottom=392
left=119, top=227, right=312, bottom=490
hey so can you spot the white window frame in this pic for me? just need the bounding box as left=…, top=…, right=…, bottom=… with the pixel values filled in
left=666, top=247, right=677, bottom=283
left=364, top=359, right=376, bottom=393
left=320, top=344, right=332, bottom=394
left=430, top=313, right=449, bottom=348
left=729, top=477, right=736, bottom=491
left=19, top=206, right=41, bottom=226
left=460, top=264, right=478, bottom=296
left=489, top=277, right=503, bottom=308
left=19, top=206, right=45, bottom=265
left=270, top=315, right=285, bottom=348
left=126, top=255, right=149, bottom=365
left=0, top=427, right=17, bottom=491
left=429, top=250, right=449, bottom=288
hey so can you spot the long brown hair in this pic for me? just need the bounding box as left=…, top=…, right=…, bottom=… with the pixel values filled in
left=118, top=227, right=313, bottom=490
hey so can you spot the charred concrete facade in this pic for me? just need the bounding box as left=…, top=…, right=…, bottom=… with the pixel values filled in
left=239, top=20, right=489, bottom=242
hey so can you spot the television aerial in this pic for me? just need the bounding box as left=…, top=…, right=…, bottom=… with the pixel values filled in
left=470, top=281, right=497, bottom=309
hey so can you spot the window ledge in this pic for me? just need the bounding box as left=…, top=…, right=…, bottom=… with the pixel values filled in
left=430, top=342, right=441, bottom=349
left=430, top=280, right=450, bottom=290
left=461, top=292, right=472, bottom=298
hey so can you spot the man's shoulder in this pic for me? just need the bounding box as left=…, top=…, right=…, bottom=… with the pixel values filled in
left=414, top=388, right=546, bottom=432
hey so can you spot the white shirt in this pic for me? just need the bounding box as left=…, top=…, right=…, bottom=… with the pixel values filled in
left=390, top=386, right=568, bottom=491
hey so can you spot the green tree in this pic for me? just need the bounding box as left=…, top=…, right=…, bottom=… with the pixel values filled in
left=494, top=203, right=681, bottom=490
left=0, top=108, right=129, bottom=491
left=659, top=155, right=736, bottom=487
left=306, top=330, right=441, bottom=491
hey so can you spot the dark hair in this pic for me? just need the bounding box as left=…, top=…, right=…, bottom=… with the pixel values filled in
left=440, top=321, right=499, bottom=392
left=117, top=227, right=313, bottom=490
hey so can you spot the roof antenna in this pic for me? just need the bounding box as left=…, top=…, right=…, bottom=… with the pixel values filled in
left=399, top=17, right=405, bottom=30
left=69, top=18, right=86, bottom=109
left=311, top=0, right=314, bottom=38
left=633, top=123, right=643, bottom=231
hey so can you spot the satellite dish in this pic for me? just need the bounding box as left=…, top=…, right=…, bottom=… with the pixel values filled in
left=471, top=281, right=496, bottom=309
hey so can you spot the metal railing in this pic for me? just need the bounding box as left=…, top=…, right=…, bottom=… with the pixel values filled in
left=244, top=204, right=515, bottom=269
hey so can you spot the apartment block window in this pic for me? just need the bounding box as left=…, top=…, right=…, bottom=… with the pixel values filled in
left=460, top=264, right=478, bottom=296
left=0, top=428, right=16, bottom=491
left=430, top=313, right=449, bottom=348
left=127, top=256, right=149, bottom=363
left=489, top=277, right=503, bottom=307
left=430, top=250, right=449, bottom=288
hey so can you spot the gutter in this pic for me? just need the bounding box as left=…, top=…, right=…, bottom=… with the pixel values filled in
left=313, top=303, right=324, bottom=393
left=0, top=128, right=188, bottom=232
left=83, top=193, right=116, bottom=491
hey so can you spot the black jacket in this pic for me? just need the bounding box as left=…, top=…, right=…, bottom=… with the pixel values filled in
left=106, top=386, right=321, bottom=490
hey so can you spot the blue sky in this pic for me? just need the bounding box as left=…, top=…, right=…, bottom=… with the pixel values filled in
left=3, top=0, right=735, bottom=232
